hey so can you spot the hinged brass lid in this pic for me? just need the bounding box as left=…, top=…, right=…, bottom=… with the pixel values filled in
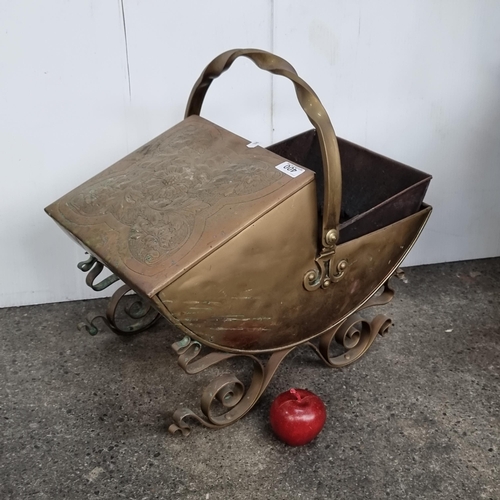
left=45, top=115, right=314, bottom=298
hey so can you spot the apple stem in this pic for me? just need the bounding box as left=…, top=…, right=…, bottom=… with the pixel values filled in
left=290, top=388, right=302, bottom=402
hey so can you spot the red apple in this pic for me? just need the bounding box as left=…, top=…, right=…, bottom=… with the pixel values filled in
left=269, top=388, right=326, bottom=446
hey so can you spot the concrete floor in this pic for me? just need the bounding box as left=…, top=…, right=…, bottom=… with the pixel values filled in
left=1, top=258, right=499, bottom=500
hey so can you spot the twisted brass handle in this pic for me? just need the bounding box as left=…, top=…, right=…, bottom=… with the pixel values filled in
left=185, top=48, right=342, bottom=251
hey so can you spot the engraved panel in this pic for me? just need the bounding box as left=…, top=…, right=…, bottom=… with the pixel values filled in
left=46, top=116, right=314, bottom=296
left=66, top=119, right=282, bottom=266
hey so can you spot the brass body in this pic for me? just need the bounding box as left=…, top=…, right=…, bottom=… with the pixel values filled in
left=158, top=186, right=431, bottom=353
left=45, top=48, right=432, bottom=355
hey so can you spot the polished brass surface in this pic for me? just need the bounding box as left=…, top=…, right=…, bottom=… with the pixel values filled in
left=303, top=252, right=348, bottom=291
left=185, top=48, right=343, bottom=252
left=159, top=182, right=431, bottom=352
left=169, top=279, right=395, bottom=435
left=44, top=48, right=433, bottom=434
left=45, top=115, right=314, bottom=299
left=325, top=229, right=338, bottom=246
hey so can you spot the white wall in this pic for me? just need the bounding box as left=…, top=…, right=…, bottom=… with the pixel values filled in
left=1, top=0, right=499, bottom=307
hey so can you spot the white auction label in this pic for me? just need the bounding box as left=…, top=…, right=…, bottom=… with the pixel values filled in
left=275, top=161, right=305, bottom=178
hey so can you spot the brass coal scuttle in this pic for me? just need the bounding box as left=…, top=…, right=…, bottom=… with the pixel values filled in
left=45, top=49, right=432, bottom=435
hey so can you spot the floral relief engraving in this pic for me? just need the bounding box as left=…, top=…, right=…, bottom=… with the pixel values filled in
left=67, top=122, right=283, bottom=265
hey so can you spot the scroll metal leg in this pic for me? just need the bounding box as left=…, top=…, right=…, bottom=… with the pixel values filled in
left=76, top=254, right=160, bottom=336
left=168, top=280, right=396, bottom=435
left=168, top=337, right=294, bottom=436
left=307, top=280, right=394, bottom=368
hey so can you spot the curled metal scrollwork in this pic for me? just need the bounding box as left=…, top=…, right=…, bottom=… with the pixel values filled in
left=303, top=259, right=326, bottom=291
left=78, top=254, right=119, bottom=291
left=78, top=284, right=161, bottom=336
left=76, top=255, right=160, bottom=336
left=170, top=280, right=396, bottom=436
left=309, top=313, right=392, bottom=368
left=303, top=256, right=348, bottom=291
left=77, top=254, right=97, bottom=272
left=307, top=280, right=394, bottom=367
left=85, top=260, right=120, bottom=292
left=168, top=337, right=292, bottom=436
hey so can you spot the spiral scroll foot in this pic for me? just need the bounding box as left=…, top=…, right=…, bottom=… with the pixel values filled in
left=168, top=337, right=292, bottom=435
left=77, top=285, right=161, bottom=336
left=76, top=255, right=161, bottom=336
left=308, top=313, right=393, bottom=368
left=307, top=280, right=395, bottom=368
left=168, top=280, right=396, bottom=435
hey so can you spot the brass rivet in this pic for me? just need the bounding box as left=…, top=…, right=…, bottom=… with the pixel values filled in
left=307, top=272, right=316, bottom=282
left=325, top=229, right=338, bottom=246
left=323, top=279, right=331, bottom=287
left=339, top=260, right=347, bottom=271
